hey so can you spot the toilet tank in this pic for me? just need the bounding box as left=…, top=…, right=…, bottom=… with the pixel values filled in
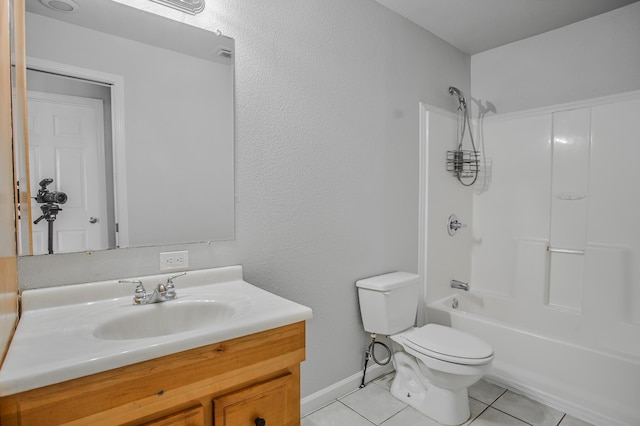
left=356, top=272, right=420, bottom=335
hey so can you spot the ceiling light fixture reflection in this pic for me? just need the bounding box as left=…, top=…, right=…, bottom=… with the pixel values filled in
left=150, top=0, right=206, bottom=15
left=40, top=0, right=79, bottom=13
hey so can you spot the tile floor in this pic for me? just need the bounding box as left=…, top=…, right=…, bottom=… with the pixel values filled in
left=302, top=374, right=595, bottom=426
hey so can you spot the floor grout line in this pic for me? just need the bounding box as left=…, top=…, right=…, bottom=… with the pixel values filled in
left=490, top=406, right=536, bottom=426
left=468, top=404, right=491, bottom=425
left=490, top=388, right=508, bottom=405
left=484, top=389, right=535, bottom=426
left=337, top=399, right=377, bottom=425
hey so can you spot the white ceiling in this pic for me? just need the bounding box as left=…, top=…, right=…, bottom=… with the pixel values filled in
left=375, top=0, right=639, bottom=55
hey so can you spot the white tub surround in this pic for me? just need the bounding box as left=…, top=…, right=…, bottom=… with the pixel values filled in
left=0, top=265, right=312, bottom=396
left=420, top=92, right=640, bottom=426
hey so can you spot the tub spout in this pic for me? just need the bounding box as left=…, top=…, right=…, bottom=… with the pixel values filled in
left=451, top=280, right=469, bottom=291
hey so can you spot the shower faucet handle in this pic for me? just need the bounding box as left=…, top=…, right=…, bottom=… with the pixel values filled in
left=450, top=219, right=466, bottom=230
left=447, top=214, right=467, bottom=236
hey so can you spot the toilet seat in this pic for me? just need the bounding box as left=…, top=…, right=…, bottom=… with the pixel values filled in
left=404, top=324, right=493, bottom=365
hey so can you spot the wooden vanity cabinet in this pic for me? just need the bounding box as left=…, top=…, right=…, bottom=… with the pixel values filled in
left=0, top=322, right=305, bottom=426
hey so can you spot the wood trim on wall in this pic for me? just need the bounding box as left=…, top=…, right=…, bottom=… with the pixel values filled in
left=0, top=0, right=20, bottom=364
left=12, top=0, right=32, bottom=255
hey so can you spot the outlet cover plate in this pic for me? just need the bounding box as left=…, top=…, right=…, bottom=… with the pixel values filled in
left=160, top=251, right=189, bottom=271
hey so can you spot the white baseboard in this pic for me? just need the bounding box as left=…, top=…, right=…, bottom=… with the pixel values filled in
left=301, top=362, right=394, bottom=417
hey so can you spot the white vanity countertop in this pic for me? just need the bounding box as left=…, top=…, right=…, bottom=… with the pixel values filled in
left=0, top=265, right=313, bottom=396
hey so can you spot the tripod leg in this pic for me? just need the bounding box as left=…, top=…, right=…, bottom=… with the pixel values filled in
left=48, top=219, right=54, bottom=254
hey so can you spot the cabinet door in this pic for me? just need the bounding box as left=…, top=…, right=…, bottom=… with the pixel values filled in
left=214, top=374, right=295, bottom=426
left=144, top=405, right=204, bottom=426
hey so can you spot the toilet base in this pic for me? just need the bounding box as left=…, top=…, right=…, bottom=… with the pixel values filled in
left=391, top=352, right=471, bottom=426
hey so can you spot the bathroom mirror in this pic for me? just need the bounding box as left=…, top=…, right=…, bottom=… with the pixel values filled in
left=17, top=0, right=234, bottom=255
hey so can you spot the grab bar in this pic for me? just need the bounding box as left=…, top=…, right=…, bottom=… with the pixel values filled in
left=547, top=247, right=584, bottom=255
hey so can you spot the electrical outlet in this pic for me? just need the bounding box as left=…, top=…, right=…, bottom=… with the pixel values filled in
left=160, top=251, right=189, bottom=271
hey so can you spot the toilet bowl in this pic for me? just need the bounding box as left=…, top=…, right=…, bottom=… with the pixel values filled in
left=389, top=325, right=493, bottom=425
left=356, top=272, right=493, bottom=426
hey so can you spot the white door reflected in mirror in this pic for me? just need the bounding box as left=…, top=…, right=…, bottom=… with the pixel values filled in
left=26, top=91, right=108, bottom=255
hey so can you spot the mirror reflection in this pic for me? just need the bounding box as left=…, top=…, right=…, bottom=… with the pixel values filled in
left=19, top=0, right=235, bottom=256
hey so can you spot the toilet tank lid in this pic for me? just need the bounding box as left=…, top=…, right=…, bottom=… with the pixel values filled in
left=356, top=272, right=419, bottom=291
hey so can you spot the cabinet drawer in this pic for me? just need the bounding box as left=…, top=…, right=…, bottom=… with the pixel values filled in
left=214, top=374, right=295, bottom=426
left=143, top=405, right=204, bottom=426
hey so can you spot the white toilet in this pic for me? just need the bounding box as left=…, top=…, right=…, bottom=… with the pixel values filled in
left=356, top=272, right=493, bottom=426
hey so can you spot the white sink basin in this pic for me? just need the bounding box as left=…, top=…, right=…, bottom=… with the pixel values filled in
left=93, top=300, right=238, bottom=340
left=0, top=266, right=313, bottom=397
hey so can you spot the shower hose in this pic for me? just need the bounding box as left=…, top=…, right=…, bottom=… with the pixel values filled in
left=359, top=334, right=392, bottom=388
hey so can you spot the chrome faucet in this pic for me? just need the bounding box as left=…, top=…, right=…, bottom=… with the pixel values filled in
left=450, top=279, right=469, bottom=291
left=119, top=272, right=187, bottom=305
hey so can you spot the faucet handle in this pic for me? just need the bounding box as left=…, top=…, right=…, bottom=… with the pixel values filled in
left=133, top=284, right=147, bottom=304
left=447, top=214, right=467, bottom=236
left=166, top=272, right=187, bottom=284
left=119, top=279, right=147, bottom=304
left=164, top=272, right=186, bottom=299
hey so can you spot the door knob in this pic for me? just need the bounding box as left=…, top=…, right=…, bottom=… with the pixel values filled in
left=89, top=217, right=98, bottom=224
left=254, top=417, right=266, bottom=426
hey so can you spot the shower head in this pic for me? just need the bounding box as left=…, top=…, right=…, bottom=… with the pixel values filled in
left=449, top=86, right=467, bottom=111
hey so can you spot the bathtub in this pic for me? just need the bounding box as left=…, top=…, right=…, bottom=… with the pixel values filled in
left=427, top=293, right=640, bottom=426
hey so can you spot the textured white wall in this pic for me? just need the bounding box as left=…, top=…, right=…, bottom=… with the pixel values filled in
left=18, top=0, right=469, bottom=398
left=471, top=2, right=640, bottom=114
